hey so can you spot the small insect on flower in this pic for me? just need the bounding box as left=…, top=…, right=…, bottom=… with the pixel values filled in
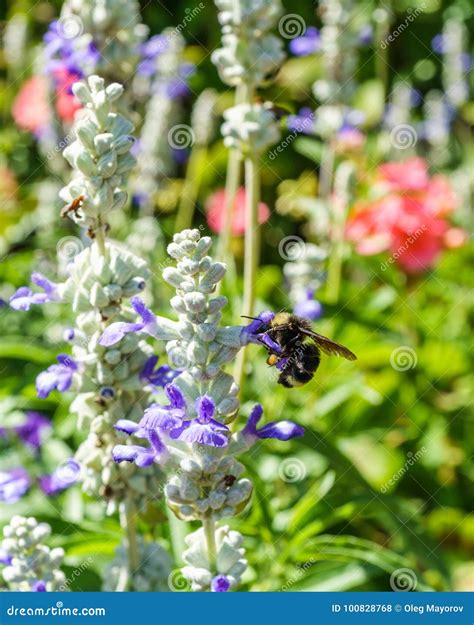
left=245, top=312, right=357, bottom=388
left=60, top=194, right=85, bottom=219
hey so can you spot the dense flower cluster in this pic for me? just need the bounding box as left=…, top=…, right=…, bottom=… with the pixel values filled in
left=101, top=228, right=303, bottom=589
left=1, top=516, right=65, bottom=591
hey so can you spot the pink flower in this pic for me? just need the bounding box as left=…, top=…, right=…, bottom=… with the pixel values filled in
left=378, top=157, right=430, bottom=192
left=424, top=175, right=458, bottom=217
left=12, top=76, right=50, bottom=134
left=206, top=187, right=270, bottom=235
left=53, top=68, right=82, bottom=122
left=346, top=158, right=465, bottom=274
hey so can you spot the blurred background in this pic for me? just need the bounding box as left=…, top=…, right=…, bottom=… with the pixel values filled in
left=0, top=0, right=472, bottom=592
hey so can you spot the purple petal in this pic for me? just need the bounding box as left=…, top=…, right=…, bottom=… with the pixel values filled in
left=56, top=354, right=77, bottom=370
left=130, top=296, right=156, bottom=326
left=115, top=420, right=142, bottom=435
left=15, top=411, right=50, bottom=450
left=256, top=420, right=304, bottom=441
left=99, top=321, right=145, bottom=346
left=113, top=444, right=155, bottom=467
left=148, top=429, right=167, bottom=456
left=0, top=468, right=30, bottom=503
left=196, top=395, right=215, bottom=424
left=31, top=273, right=58, bottom=297
left=140, top=405, right=184, bottom=431
left=165, top=383, right=186, bottom=409
left=32, top=580, right=47, bottom=592
left=179, top=422, right=228, bottom=447
left=211, top=574, right=231, bottom=592
left=242, top=404, right=264, bottom=437
left=0, top=547, right=12, bottom=565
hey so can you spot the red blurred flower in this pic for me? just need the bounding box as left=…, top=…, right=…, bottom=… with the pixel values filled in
left=12, top=76, right=51, bottom=134
left=206, top=187, right=270, bottom=235
left=346, top=158, right=464, bottom=274
left=53, top=68, right=82, bottom=122
left=378, top=157, right=430, bottom=192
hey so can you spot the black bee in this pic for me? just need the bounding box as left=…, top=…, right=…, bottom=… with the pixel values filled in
left=244, top=312, right=357, bottom=388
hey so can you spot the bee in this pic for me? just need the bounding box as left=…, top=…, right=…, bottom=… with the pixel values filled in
left=61, top=194, right=85, bottom=219
left=244, top=312, right=357, bottom=388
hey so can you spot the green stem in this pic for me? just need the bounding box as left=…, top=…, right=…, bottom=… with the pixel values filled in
left=319, top=143, right=335, bottom=201
left=175, top=145, right=205, bottom=232
left=325, top=162, right=354, bottom=305
left=203, top=516, right=217, bottom=576
left=117, top=498, right=140, bottom=591
left=216, top=148, right=241, bottom=261
left=166, top=507, right=189, bottom=567
left=217, top=82, right=252, bottom=263
left=234, top=155, right=260, bottom=389
left=95, top=226, right=107, bottom=256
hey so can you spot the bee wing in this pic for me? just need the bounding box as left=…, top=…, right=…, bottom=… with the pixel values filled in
left=301, top=329, right=357, bottom=360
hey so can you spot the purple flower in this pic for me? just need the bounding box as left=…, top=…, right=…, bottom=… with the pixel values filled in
left=99, top=297, right=157, bottom=346
left=15, top=411, right=51, bottom=450
left=358, top=25, right=373, bottom=45
left=289, top=27, right=321, bottom=56
left=43, top=20, right=99, bottom=77
left=211, top=574, right=231, bottom=592
left=10, top=273, right=60, bottom=311
left=432, top=33, right=445, bottom=53
left=39, top=458, right=80, bottom=496
left=242, top=405, right=304, bottom=441
left=113, top=429, right=167, bottom=468
left=0, top=468, right=30, bottom=503
left=287, top=108, right=315, bottom=135
left=32, top=581, right=47, bottom=592
left=0, top=548, right=12, bottom=565
left=178, top=395, right=229, bottom=448
left=294, top=289, right=323, bottom=321
left=36, top=355, right=77, bottom=399
left=63, top=327, right=75, bottom=342
left=140, top=356, right=180, bottom=389
left=140, top=383, right=187, bottom=430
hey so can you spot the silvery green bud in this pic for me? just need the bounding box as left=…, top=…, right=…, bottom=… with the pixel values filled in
left=181, top=525, right=247, bottom=591
left=102, top=538, right=172, bottom=592
left=1, top=516, right=66, bottom=592
left=222, top=104, right=280, bottom=156
left=59, top=75, right=136, bottom=235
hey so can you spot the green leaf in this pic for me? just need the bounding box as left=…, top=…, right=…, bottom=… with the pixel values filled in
left=352, top=80, right=385, bottom=126
left=294, top=138, right=324, bottom=163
